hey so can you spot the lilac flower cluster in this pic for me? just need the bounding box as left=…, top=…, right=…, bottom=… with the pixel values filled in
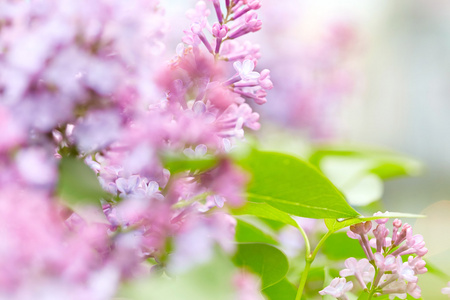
left=180, top=0, right=272, bottom=107
left=0, top=0, right=271, bottom=298
left=320, top=215, right=428, bottom=300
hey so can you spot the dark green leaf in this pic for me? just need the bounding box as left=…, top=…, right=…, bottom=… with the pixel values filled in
left=322, top=232, right=366, bottom=260
left=235, top=219, right=278, bottom=244
left=262, top=277, right=297, bottom=300
left=233, top=243, right=289, bottom=289
left=238, top=150, right=360, bottom=219
left=57, top=157, right=109, bottom=207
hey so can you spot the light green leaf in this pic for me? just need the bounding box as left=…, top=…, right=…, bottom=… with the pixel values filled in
left=325, top=212, right=426, bottom=232
left=119, top=252, right=236, bottom=300
left=309, top=146, right=422, bottom=180
left=57, top=157, right=109, bottom=207
left=356, top=292, right=371, bottom=300
left=238, top=150, right=360, bottom=219
left=406, top=296, right=423, bottom=300
left=233, top=243, right=289, bottom=289
left=320, top=156, right=384, bottom=207
left=161, top=153, right=217, bottom=174
left=424, top=260, right=449, bottom=279
left=262, top=277, right=297, bottom=300
left=231, top=201, right=299, bottom=229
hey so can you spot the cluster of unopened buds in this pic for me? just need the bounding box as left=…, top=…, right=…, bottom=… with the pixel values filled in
left=320, top=214, right=428, bottom=300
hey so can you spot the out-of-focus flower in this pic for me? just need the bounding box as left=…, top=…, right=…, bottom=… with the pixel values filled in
left=442, top=282, right=450, bottom=297
left=233, top=270, right=265, bottom=300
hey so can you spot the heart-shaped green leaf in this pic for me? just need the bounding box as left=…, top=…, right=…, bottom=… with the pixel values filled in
left=233, top=243, right=288, bottom=289
left=238, top=150, right=360, bottom=219
left=262, top=277, right=297, bottom=300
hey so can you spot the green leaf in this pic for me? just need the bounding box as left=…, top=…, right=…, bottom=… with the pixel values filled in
left=161, top=153, right=217, bottom=174
left=119, top=252, right=237, bottom=300
left=57, top=157, right=108, bottom=207
left=235, top=219, right=278, bottom=244
left=309, top=146, right=422, bottom=180
left=320, top=156, right=384, bottom=207
left=356, top=292, right=371, bottom=300
left=406, top=296, right=423, bottom=300
left=322, top=232, right=366, bottom=260
left=262, top=277, right=297, bottom=300
left=238, top=150, right=360, bottom=219
left=325, top=212, right=426, bottom=232
left=424, top=260, right=449, bottom=279
left=233, top=243, right=289, bottom=289
left=231, top=201, right=299, bottom=229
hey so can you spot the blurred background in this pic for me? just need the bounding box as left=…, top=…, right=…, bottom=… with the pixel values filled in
left=162, top=0, right=450, bottom=297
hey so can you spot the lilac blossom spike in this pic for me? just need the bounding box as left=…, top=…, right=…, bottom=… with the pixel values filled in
left=339, top=214, right=428, bottom=300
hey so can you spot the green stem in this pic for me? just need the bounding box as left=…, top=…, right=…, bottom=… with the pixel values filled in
left=295, top=258, right=312, bottom=300
left=296, top=224, right=311, bottom=261
left=311, top=231, right=333, bottom=261
left=295, top=230, right=333, bottom=300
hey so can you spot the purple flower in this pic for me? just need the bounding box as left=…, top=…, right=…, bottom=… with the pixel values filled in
left=233, top=60, right=260, bottom=81
left=319, top=277, right=353, bottom=300
left=396, top=257, right=417, bottom=283
left=339, top=258, right=375, bottom=289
